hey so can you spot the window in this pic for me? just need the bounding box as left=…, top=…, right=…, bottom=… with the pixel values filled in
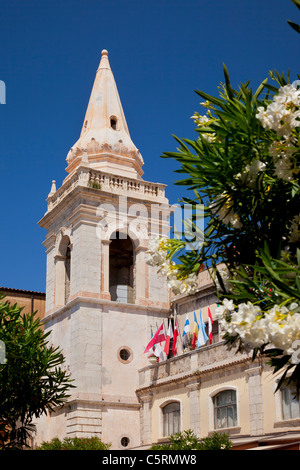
left=120, top=436, right=130, bottom=448
left=65, top=244, right=71, bottom=304
left=55, top=234, right=71, bottom=307
left=119, top=349, right=130, bottom=361
left=117, top=346, right=133, bottom=364
left=162, top=402, right=180, bottom=437
left=281, top=386, right=300, bottom=420
left=213, top=390, right=237, bottom=429
left=110, top=117, right=117, bottom=130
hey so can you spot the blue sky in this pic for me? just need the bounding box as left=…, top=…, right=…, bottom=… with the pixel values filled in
left=0, top=0, right=299, bottom=293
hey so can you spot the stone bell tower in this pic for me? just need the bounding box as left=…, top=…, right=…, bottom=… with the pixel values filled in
left=37, top=50, right=171, bottom=449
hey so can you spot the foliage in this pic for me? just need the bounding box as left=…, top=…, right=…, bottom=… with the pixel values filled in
left=198, top=431, right=233, bottom=450
left=144, top=15, right=300, bottom=392
left=287, top=0, right=300, bottom=33
left=163, top=68, right=300, bottom=273
left=0, top=294, right=74, bottom=449
left=150, top=429, right=232, bottom=450
left=88, top=179, right=102, bottom=190
left=158, top=65, right=300, bottom=390
left=36, top=436, right=111, bottom=450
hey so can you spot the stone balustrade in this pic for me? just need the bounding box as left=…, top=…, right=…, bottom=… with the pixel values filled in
left=46, top=165, right=167, bottom=211
left=138, top=341, right=251, bottom=391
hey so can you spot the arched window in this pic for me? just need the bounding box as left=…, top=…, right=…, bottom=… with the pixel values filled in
left=65, top=244, right=71, bottom=304
left=162, top=402, right=180, bottom=437
left=109, top=231, right=134, bottom=303
left=110, top=116, right=117, bottom=130
left=55, top=234, right=71, bottom=307
left=213, top=389, right=237, bottom=429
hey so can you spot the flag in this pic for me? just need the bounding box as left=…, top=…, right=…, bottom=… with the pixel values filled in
left=197, top=309, right=209, bottom=347
left=182, top=314, right=190, bottom=348
left=172, top=318, right=179, bottom=356
left=164, top=320, right=173, bottom=355
left=208, top=307, right=213, bottom=344
left=148, top=327, right=154, bottom=356
left=147, top=327, right=159, bottom=358
left=154, top=342, right=164, bottom=362
left=144, top=323, right=166, bottom=353
left=192, top=311, right=199, bottom=350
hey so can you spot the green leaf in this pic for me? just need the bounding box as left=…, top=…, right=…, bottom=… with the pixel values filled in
left=287, top=20, right=300, bottom=33
left=253, top=78, right=268, bottom=100
left=290, top=0, right=300, bottom=10
left=222, top=63, right=234, bottom=100
left=195, top=89, right=225, bottom=109
left=263, top=83, right=279, bottom=93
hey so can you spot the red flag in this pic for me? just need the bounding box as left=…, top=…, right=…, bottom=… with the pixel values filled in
left=164, top=320, right=173, bottom=355
left=144, top=323, right=166, bottom=353
left=208, top=307, right=213, bottom=344
left=172, top=318, right=179, bottom=356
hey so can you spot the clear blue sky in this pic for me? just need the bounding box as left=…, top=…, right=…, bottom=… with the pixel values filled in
left=0, top=0, right=299, bottom=293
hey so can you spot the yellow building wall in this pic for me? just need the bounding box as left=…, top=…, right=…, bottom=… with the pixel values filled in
left=150, top=370, right=253, bottom=441
left=0, top=287, right=46, bottom=320
left=200, top=372, right=251, bottom=437
left=151, top=386, right=190, bottom=443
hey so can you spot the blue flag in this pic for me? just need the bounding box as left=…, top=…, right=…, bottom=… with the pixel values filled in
left=182, top=314, right=190, bottom=348
left=197, top=309, right=209, bottom=347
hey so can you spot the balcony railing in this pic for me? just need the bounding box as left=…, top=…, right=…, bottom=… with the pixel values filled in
left=46, top=165, right=167, bottom=211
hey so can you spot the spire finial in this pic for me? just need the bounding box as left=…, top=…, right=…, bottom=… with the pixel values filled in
left=98, top=49, right=110, bottom=70
left=48, top=180, right=56, bottom=197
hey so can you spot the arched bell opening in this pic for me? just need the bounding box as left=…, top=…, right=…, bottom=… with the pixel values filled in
left=109, top=231, right=135, bottom=304
left=55, top=234, right=72, bottom=307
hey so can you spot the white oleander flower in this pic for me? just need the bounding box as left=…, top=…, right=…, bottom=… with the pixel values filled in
left=256, top=106, right=273, bottom=129
left=214, top=267, right=233, bottom=292
left=256, top=85, right=300, bottom=138
left=264, top=305, right=300, bottom=355
left=275, top=84, right=300, bottom=107
left=234, top=160, right=266, bottom=187
left=191, top=112, right=216, bottom=142
left=273, top=155, right=295, bottom=181
left=210, top=193, right=243, bottom=228
left=268, top=139, right=298, bottom=182
left=218, top=300, right=300, bottom=356
left=145, top=237, right=168, bottom=266
left=215, top=299, right=235, bottom=318
left=145, top=237, right=198, bottom=296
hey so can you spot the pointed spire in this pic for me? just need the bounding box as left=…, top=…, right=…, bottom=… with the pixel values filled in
left=66, top=50, right=144, bottom=178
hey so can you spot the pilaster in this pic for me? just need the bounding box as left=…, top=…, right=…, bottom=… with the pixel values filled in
left=186, top=378, right=201, bottom=437
left=246, top=365, right=264, bottom=436
left=138, top=393, right=153, bottom=446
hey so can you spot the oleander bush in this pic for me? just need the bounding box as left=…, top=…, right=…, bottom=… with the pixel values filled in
left=150, top=429, right=232, bottom=450
left=146, top=5, right=300, bottom=392
left=36, top=436, right=111, bottom=450
left=0, top=295, right=74, bottom=450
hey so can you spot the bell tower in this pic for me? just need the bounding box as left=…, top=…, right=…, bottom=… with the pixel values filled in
left=37, top=50, right=171, bottom=449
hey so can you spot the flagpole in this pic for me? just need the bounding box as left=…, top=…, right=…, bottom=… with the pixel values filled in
left=163, top=319, right=167, bottom=336
left=174, top=304, right=184, bottom=350
left=172, top=303, right=179, bottom=357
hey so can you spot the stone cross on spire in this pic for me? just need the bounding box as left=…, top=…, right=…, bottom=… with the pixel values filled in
left=66, top=50, right=144, bottom=179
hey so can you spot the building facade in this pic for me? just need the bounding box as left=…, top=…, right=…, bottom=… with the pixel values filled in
left=0, top=287, right=45, bottom=320
left=35, top=51, right=300, bottom=450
